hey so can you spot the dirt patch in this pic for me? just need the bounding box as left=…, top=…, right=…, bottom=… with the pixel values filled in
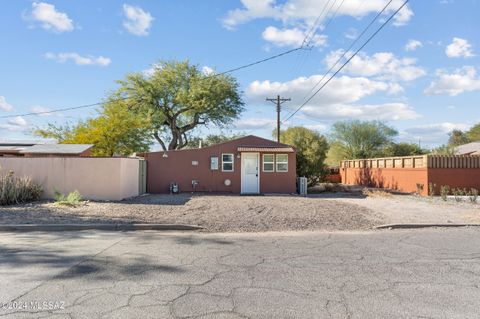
left=314, top=193, right=480, bottom=225
left=0, top=194, right=383, bottom=232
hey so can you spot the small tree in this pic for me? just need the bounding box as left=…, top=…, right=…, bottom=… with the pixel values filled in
left=448, top=129, right=470, bottom=146
left=384, top=142, right=428, bottom=157
left=278, top=127, right=329, bottom=186
left=35, top=98, right=152, bottom=156
left=330, top=120, right=398, bottom=159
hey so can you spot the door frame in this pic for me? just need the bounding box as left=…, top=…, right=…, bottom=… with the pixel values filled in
left=240, top=152, right=260, bottom=194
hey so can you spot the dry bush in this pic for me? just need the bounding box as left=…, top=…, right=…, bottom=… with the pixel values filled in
left=361, top=188, right=393, bottom=198
left=0, top=169, right=42, bottom=205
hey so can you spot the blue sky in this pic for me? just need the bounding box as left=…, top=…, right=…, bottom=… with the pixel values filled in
left=0, top=0, right=479, bottom=148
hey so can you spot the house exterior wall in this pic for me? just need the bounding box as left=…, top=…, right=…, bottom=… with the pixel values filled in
left=144, top=136, right=297, bottom=194
left=0, top=157, right=143, bottom=200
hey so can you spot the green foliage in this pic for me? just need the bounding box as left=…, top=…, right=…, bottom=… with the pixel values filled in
left=384, top=142, right=428, bottom=157
left=35, top=98, right=152, bottom=156
left=431, top=144, right=455, bottom=155
left=329, top=120, right=398, bottom=160
left=278, top=127, right=329, bottom=186
left=428, top=183, right=436, bottom=196
left=448, top=129, right=471, bottom=146
left=54, top=190, right=83, bottom=206
left=186, top=133, right=246, bottom=148
left=117, top=60, right=244, bottom=150
left=440, top=185, right=450, bottom=201
left=452, top=188, right=466, bottom=202
left=0, top=170, right=42, bottom=205
left=467, top=123, right=480, bottom=141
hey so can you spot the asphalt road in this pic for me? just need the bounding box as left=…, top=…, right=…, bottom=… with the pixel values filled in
left=0, top=228, right=480, bottom=318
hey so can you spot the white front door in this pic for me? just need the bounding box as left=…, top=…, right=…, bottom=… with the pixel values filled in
left=241, top=153, right=260, bottom=194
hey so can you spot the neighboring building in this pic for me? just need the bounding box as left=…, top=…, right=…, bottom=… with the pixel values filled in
left=455, top=142, right=480, bottom=156
left=0, top=142, right=93, bottom=157
left=143, top=135, right=297, bottom=194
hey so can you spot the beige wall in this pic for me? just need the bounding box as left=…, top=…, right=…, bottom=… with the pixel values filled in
left=0, top=157, right=142, bottom=200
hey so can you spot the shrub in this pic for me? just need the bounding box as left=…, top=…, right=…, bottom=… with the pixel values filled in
left=440, top=185, right=450, bottom=201
left=469, top=188, right=478, bottom=203
left=54, top=190, right=83, bottom=207
left=0, top=170, right=42, bottom=205
left=452, top=188, right=465, bottom=202
left=416, top=183, right=424, bottom=195
left=428, top=183, right=436, bottom=196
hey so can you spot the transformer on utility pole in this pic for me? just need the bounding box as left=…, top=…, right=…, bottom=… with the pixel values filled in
left=266, top=95, right=291, bottom=142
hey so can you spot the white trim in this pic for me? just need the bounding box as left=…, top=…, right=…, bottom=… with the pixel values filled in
left=276, top=154, right=288, bottom=172
left=241, top=152, right=260, bottom=194
left=221, top=153, right=234, bottom=172
left=262, top=154, right=275, bottom=172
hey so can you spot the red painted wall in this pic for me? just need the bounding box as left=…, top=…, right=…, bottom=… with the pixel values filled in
left=428, top=169, right=480, bottom=194
left=341, top=167, right=429, bottom=195
left=144, top=136, right=297, bottom=194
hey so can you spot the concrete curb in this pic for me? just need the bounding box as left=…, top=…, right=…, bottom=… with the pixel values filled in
left=375, top=223, right=480, bottom=229
left=0, top=224, right=204, bottom=232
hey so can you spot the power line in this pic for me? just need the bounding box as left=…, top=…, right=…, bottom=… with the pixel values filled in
left=0, top=47, right=305, bottom=120
left=282, top=0, right=394, bottom=122
left=283, top=0, right=409, bottom=123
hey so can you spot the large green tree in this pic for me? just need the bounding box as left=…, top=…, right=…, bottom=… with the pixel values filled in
left=117, top=60, right=244, bottom=150
left=467, top=123, right=480, bottom=141
left=329, top=120, right=398, bottom=159
left=34, top=98, right=152, bottom=156
left=384, top=142, right=428, bottom=157
left=186, top=133, right=246, bottom=148
left=278, top=127, right=329, bottom=186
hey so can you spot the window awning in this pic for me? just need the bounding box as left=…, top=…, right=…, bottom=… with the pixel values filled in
left=237, top=146, right=294, bottom=153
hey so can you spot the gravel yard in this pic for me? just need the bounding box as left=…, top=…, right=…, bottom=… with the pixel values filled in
left=0, top=194, right=383, bottom=232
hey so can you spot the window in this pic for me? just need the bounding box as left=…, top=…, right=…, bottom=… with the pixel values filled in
left=222, top=153, right=234, bottom=172
left=263, top=154, right=274, bottom=172
left=276, top=154, right=288, bottom=172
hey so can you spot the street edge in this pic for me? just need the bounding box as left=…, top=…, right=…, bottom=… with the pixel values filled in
left=0, top=224, right=204, bottom=232
left=375, top=223, right=480, bottom=229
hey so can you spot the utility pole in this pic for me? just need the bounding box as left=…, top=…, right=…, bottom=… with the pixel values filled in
left=266, top=95, right=291, bottom=142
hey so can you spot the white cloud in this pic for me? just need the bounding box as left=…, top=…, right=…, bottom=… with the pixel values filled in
left=222, top=0, right=413, bottom=29
left=234, top=118, right=276, bottom=130
left=122, top=4, right=153, bottom=36
left=324, top=50, right=426, bottom=82
left=246, top=74, right=419, bottom=121
left=402, top=122, right=471, bottom=144
left=445, top=37, right=475, bottom=58
left=262, top=26, right=326, bottom=47
left=302, top=103, right=419, bottom=121
left=303, top=123, right=328, bottom=131
left=28, top=2, right=74, bottom=33
left=405, top=39, right=422, bottom=51
left=45, top=52, right=111, bottom=66
left=31, top=106, right=51, bottom=116
left=202, top=66, right=214, bottom=75
left=0, top=116, right=28, bottom=132
left=424, top=66, right=480, bottom=96
left=344, top=28, right=358, bottom=40
left=0, top=96, right=13, bottom=112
